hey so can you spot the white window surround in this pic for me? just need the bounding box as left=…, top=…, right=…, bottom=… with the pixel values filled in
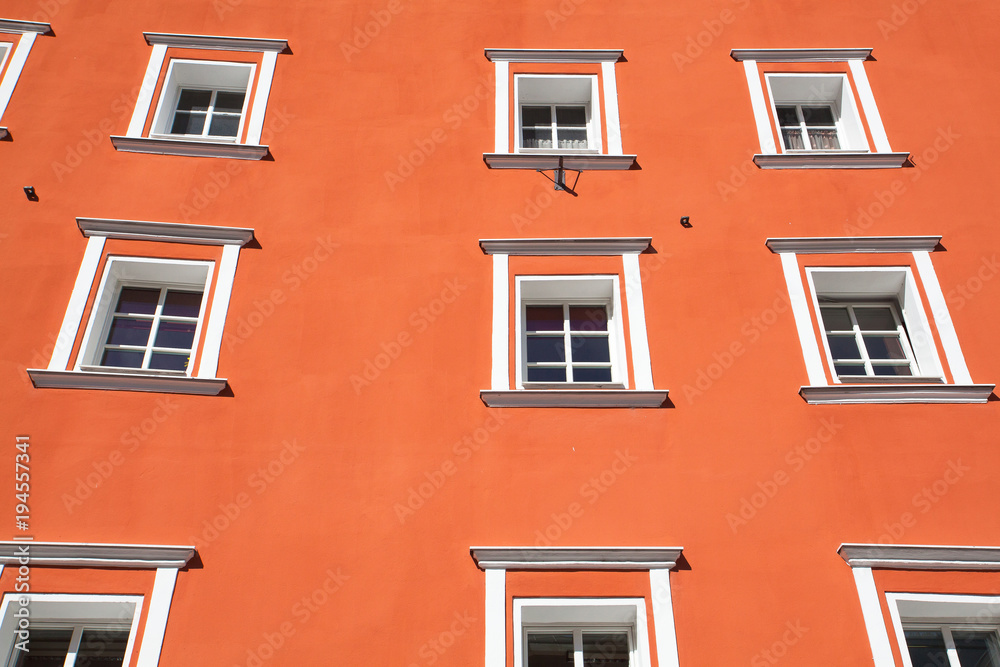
left=147, top=59, right=254, bottom=141
left=514, top=598, right=650, bottom=667
left=0, top=541, right=194, bottom=667
left=470, top=547, right=682, bottom=667
left=27, top=218, right=255, bottom=395
left=887, top=593, right=1000, bottom=667
left=767, top=236, right=994, bottom=404
left=731, top=48, right=910, bottom=169
left=838, top=543, right=1000, bottom=667
left=110, top=32, right=287, bottom=160
left=0, top=19, right=52, bottom=139
left=479, top=238, right=666, bottom=408
left=483, top=49, right=636, bottom=171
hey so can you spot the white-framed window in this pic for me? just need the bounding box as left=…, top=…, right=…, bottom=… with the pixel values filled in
left=0, top=594, right=142, bottom=667
left=27, top=218, right=253, bottom=395
left=732, top=48, right=909, bottom=168
left=77, top=258, right=213, bottom=376
left=514, top=599, right=650, bottom=667
left=480, top=238, right=666, bottom=408
left=767, top=74, right=867, bottom=152
left=0, top=19, right=52, bottom=137
left=516, top=75, right=600, bottom=154
left=767, top=236, right=994, bottom=403
left=517, top=276, right=626, bottom=388
left=887, top=594, right=1000, bottom=667
left=148, top=60, right=254, bottom=142
left=110, top=33, right=287, bottom=160
left=483, top=50, right=635, bottom=171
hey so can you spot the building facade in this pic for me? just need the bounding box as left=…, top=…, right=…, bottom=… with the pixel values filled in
left=1, top=1, right=999, bottom=666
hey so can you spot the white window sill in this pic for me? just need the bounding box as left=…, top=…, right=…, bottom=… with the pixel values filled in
left=799, top=384, right=994, bottom=404
left=481, top=389, right=667, bottom=408
left=521, top=382, right=626, bottom=390
left=27, top=369, right=228, bottom=395
left=483, top=153, right=637, bottom=170
left=754, top=152, right=910, bottom=169
left=832, top=375, right=945, bottom=384
left=110, top=135, right=269, bottom=160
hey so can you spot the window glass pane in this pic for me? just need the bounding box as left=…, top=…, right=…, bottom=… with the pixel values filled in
left=526, top=307, right=565, bottom=332
left=116, top=288, right=159, bottom=315
left=820, top=307, right=852, bottom=331
left=854, top=307, right=897, bottom=331
left=11, top=628, right=75, bottom=667
left=208, top=114, right=241, bottom=137
left=527, top=632, right=573, bottom=667
left=76, top=629, right=130, bottom=667
left=775, top=106, right=799, bottom=126
left=952, top=630, right=1000, bottom=667
left=863, top=335, right=906, bottom=360
left=571, top=336, right=611, bottom=363
left=808, top=128, right=841, bottom=150
left=106, top=318, right=152, bottom=346
left=827, top=334, right=861, bottom=359
left=570, top=307, right=608, bottom=332
left=102, top=349, right=145, bottom=368
left=835, top=363, right=866, bottom=376
left=162, top=290, right=203, bottom=318
left=522, top=128, right=553, bottom=149
left=521, top=106, right=552, bottom=126
left=557, top=130, right=589, bottom=149
left=154, top=321, right=197, bottom=349
left=170, top=111, right=207, bottom=135
left=526, top=366, right=567, bottom=382
left=904, top=629, right=948, bottom=667
left=583, top=632, right=630, bottom=667
left=213, top=91, right=246, bottom=113
left=873, top=364, right=913, bottom=376
left=175, top=89, right=212, bottom=112
left=574, top=367, right=613, bottom=383
left=555, top=106, right=587, bottom=127
left=149, top=352, right=191, bottom=372
left=527, top=336, right=566, bottom=363
left=801, top=106, right=836, bottom=125
left=781, top=128, right=805, bottom=150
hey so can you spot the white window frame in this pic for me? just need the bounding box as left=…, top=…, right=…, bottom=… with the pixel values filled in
left=0, top=594, right=142, bottom=667
left=479, top=238, right=666, bottom=408
left=27, top=218, right=254, bottom=395
left=807, top=267, right=943, bottom=384
left=110, top=33, right=286, bottom=160
left=0, top=19, right=51, bottom=138
left=516, top=276, right=627, bottom=389
left=766, top=73, right=868, bottom=153
left=76, top=257, right=214, bottom=377
left=148, top=59, right=254, bottom=142
left=515, top=74, right=601, bottom=155
left=514, top=598, right=650, bottom=667
left=888, top=594, right=1000, bottom=667
left=767, top=236, right=993, bottom=404
left=731, top=48, right=909, bottom=168
left=483, top=49, right=635, bottom=171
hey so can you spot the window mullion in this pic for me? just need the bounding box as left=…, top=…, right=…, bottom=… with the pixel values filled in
left=142, top=288, right=168, bottom=369
left=573, top=629, right=584, bottom=667
left=563, top=303, right=573, bottom=382
left=941, top=626, right=963, bottom=667
left=848, top=306, right=874, bottom=376
left=63, top=625, right=84, bottom=667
